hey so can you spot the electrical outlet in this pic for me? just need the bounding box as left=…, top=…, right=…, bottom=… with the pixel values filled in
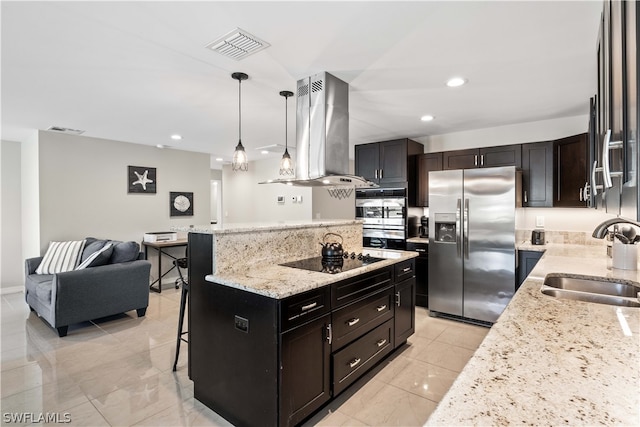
left=536, top=216, right=545, bottom=228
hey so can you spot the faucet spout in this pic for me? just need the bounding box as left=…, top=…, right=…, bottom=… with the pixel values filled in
left=592, top=217, right=640, bottom=239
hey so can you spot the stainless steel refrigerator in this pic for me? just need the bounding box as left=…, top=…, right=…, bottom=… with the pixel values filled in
left=428, top=166, right=521, bottom=324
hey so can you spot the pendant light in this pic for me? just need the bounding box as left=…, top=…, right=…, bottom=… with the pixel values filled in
left=279, top=90, right=294, bottom=176
left=231, top=72, right=249, bottom=172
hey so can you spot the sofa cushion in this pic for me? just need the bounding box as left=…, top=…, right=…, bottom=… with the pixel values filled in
left=26, top=274, right=54, bottom=304
left=109, top=241, right=140, bottom=264
left=76, top=243, right=113, bottom=270
left=35, top=240, right=86, bottom=274
left=81, top=238, right=109, bottom=262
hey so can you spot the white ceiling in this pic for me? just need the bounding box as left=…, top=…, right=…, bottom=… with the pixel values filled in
left=1, top=1, right=603, bottom=168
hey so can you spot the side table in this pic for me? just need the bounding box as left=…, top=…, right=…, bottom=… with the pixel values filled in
left=143, top=239, right=188, bottom=293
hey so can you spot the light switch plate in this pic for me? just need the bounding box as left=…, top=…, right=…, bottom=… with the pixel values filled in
left=536, top=216, right=545, bottom=227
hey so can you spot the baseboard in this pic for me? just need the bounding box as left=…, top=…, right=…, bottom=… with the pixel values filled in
left=0, top=286, right=24, bottom=295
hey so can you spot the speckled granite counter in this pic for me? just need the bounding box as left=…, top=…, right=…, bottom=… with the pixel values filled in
left=426, top=243, right=640, bottom=426
left=205, top=248, right=417, bottom=299
left=407, top=237, right=429, bottom=244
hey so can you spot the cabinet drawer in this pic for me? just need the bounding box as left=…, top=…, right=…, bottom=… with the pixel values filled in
left=280, top=286, right=331, bottom=332
left=332, top=266, right=392, bottom=309
left=406, top=242, right=428, bottom=256
left=394, top=259, right=415, bottom=282
left=332, top=319, right=393, bottom=396
left=331, top=286, right=394, bottom=351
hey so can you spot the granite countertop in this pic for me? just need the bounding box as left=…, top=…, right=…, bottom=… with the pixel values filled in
left=205, top=248, right=418, bottom=299
left=407, top=237, right=429, bottom=244
left=173, top=219, right=362, bottom=235
left=426, top=242, right=640, bottom=426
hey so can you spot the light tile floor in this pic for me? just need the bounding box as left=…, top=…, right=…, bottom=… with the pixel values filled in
left=1, top=286, right=489, bottom=426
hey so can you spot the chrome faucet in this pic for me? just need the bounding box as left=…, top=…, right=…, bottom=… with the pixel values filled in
left=592, top=217, right=640, bottom=239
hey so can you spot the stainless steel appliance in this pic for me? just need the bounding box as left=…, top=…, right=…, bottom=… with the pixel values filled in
left=428, top=166, right=521, bottom=324
left=356, top=188, right=415, bottom=249
left=531, top=229, right=545, bottom=245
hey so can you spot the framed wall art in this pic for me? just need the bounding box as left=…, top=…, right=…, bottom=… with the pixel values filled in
left=128, top=166, right=157, bottom=194
left=170, top=191, right=194, bottom=216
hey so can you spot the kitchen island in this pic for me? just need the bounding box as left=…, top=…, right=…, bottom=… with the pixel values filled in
left=179, top=220, right=418, bottom=427
left=426, top=242, right=639, bottom=426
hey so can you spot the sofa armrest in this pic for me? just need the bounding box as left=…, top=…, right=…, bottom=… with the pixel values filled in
left=51, top=260, right=152, bottom=327
left=25, top=257, right=44, bottom=276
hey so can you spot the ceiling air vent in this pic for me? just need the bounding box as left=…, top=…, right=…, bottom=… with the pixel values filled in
left=205, top=28, right=270, bottom=60
left=47, top=126, right=85, bottom=135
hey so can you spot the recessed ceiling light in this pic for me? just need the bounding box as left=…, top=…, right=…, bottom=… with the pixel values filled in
left=322, top=179, right=330, bottom=185
left=156, top=144, right=169, bottom=149
left=261, top=150, right=269, bottom=154
left=446, top=77, right=467, bottom=87
left=171, top=134, right=182, bottom=140
left=216, top=157, right=224, bottom=162
left=421, top=115, right=435, bottom=122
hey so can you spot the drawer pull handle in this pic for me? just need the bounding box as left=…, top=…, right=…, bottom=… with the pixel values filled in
left=402, top=267, right=411, bottom=272
left=349, top=358, right=361, bottom=368
left=376, top=304, right=387, bottom=312
left=347, top=318, right=360, bottom=327
left=416, top=248, right=426, bottom=252
left=301, top=302, right=317, bottom=311
left=377, top=339, right=387, bottom=347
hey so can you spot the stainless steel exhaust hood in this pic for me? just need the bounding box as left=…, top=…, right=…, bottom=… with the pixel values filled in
left=260, top=72, right=376, bottom=188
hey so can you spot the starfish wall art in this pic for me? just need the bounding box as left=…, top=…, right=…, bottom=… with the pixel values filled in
left=128, top=166, right=157, bottom=193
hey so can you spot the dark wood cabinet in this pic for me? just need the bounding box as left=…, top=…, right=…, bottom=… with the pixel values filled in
left=355, top=139, right=423, bottom=200
left=416, top=152, right=443, bottom=207
left=517, top=250, right=544, bottom=289
left=554, top=133, right=589, bottom=207
left=190, top=240, right=416, bottom=427
left=406, top=241, right=428, bottom=308
left=394, top=277, right=415, bottom=347
left=521, top=141, right=554, bottom=207
left=443, top=145, right=521, bottom=170
left=443, top=148, right=478, bottom=170
left=481, top=144, right=522, bottom=168
left=280, top=314, right=331, bottom=427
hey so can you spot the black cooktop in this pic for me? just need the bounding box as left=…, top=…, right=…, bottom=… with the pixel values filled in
left=280, top=253, right=385, bottom=274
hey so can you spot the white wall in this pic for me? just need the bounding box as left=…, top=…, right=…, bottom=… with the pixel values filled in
left=1, top=141, right=24, bottom=290
left=34, top=131, right=211, bottom=254
left=222, top=156, right=313, bottom=223
left=417, top=115, right=589, bottom=152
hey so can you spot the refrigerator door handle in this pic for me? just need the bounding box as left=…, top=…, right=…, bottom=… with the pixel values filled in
left=463, top=198, right=470, bottom=259
left=456, top=199, right=462, bottom=258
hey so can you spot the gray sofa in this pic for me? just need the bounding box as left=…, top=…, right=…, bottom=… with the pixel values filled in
left=25, top=240, right=152, bottom=337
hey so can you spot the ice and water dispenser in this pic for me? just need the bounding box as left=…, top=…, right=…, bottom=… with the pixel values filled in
left=433, top=213, right=456, bottom=243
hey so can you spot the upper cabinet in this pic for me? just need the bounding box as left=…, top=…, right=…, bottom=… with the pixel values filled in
left=554, top=133, right=589, bottom=207
left=521, top=141, right=553, bottom=207
left=355, top=138, right=424, bottom=200
left=415, top=153, right=443, bottom=207
left=592, top=0, right=639, bottom=219
left=442, top=145, right=522, bottom=170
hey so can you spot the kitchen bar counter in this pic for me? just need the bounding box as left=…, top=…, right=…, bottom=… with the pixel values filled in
left=173, top=219, right=362, bottom=235
left=205, top=248, right=417, bottom=299
left=426, top=242, right=640, bottom=426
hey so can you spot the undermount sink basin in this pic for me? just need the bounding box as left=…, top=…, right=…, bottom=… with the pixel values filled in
left=541, top=274, right=640, bottom=308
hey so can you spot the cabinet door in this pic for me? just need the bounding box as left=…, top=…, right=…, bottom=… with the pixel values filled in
left=416, top=153, right=443, bottom=206
left=554, top=133, right=589, bottom=207
left=355, top=143, right=380, bottom=183
left=414, top=255, right=428, bottom=308
left=521, top=142, right=553, bottom=207
left=480, top=144, right=522, bottom=168
left=280, top=314, right=331, bottom=427
left=443, top=148, right=479, bottom=170
left=394, top=277, right=415, bottom=348
left=379, top=139, right=408, bottom=185
left=517, top=251, right=543, bottom=289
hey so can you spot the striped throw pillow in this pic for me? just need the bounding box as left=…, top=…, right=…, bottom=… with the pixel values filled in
left=75, top=242, right=113, bottom=270
left=35, top=240, right=86, bottom=274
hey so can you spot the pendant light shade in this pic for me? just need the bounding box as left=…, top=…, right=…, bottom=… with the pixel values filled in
left=231, top=72, right=249, bottom=172
left=279, top=90, right=295, bottom=177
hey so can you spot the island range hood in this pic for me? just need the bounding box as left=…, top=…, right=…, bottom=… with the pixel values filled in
left=261, top=72, right=376, bottom=188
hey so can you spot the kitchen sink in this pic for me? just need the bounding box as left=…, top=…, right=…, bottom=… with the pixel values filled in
left=541, top=274, right=640, bottom=308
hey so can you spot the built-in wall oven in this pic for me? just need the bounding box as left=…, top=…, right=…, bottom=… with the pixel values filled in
left=356, top=188, right=415, bottom=249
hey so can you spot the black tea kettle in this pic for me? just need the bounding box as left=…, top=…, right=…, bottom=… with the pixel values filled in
left=320, top=233, right=344, bottom=258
